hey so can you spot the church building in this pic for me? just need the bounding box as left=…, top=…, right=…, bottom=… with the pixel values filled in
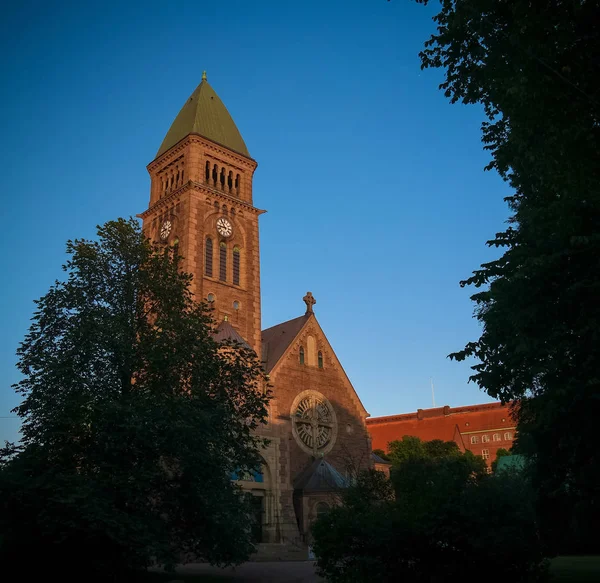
left=138, top=74, right=373, bottom=554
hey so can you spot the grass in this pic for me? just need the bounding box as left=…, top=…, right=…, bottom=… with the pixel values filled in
left=140, top=556, right=600, bottom=582
left=549, top=556, right=600, bottom=582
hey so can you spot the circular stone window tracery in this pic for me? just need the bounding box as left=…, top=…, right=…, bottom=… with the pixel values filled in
left=291, top=390, right=338, bottom=456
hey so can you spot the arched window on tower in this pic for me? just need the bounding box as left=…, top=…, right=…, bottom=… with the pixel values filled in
left=205, top=237, right=213, bottom=277
left=212, top=164, right=218, bottom=186
left=228, top=171, right=233, bottom=192
left=318, top=351, right=323, bottom=369
left=299, top=346, right=305, bottom=365
left=219, top=242, right=227, bottom=281
left=233, top=246, right=240, bottom=286
left=172, top=237, right=179, bottom=261
left=205, top=161, right=210, bottom=183
left=235, top=173, right=240, bottom=194
left=220, top=167, right=226, bottom=189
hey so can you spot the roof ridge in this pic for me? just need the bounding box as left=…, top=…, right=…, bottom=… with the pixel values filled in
left=261, top=313, right=309, bottom=334
left=366, top=401, right=510, bottom=425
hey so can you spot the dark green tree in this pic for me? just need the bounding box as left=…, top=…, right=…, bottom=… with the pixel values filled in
left=312, top=456, right=545, bottom=582
left=414, top=0, right=600, bottom=552
left=0, top=218, right=270, bottom=580
left=387, top=436, right=466, bottom=466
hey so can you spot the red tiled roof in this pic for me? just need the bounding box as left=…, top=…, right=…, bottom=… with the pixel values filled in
left=367, top=402, right=515, bottom=452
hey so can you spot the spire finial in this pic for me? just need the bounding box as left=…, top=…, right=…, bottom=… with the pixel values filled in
left=303, top=292, right=316, bottom=315
left=223, top=314, right=228, bottom=322
left=202, top=70, right=207, bottom=82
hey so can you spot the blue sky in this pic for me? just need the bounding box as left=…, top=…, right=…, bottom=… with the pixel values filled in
left=0, top=0, right=510, bottom=443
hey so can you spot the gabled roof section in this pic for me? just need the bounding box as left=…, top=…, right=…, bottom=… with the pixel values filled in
left=261, top=314, right=310, bottom=373
left=156, top=74, right=250, bottom=158
left=213, top=319, right=251, bottom=350
left=371, top=452, right=391, bottom=465
left=293, top=458, right=349, bottom=492
left=262, top=310, right=369, bottom=418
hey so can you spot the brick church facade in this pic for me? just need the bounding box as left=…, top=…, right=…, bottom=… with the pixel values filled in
left=139, top=74, right=372, bottom=551
left=139, top=74, right=516, bottom=552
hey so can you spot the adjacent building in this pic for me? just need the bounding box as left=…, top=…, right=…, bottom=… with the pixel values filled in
left=367, top=402, right=516, bottom=467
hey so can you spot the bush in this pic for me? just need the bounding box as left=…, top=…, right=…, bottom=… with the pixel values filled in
left=312, top=463, right=548, bottom=583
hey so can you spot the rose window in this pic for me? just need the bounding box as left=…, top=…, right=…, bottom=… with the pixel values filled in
left=292, top=392, right=337, bottom=455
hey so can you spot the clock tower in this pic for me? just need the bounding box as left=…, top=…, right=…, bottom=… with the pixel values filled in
left=138, top=73, right=263, bottom=352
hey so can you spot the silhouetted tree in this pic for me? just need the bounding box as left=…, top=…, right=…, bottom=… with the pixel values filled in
left=0, top=218, right=270, bottom=580
left=413, top=0, right=600, bottom=552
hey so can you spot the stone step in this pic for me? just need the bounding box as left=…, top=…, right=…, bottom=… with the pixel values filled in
left=252, top=543, right=310, bottom=562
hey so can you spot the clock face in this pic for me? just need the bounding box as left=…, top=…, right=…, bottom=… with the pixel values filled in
left=216, top=217, right=233, bottom=238
left=160, top=220, right=172, bottom=240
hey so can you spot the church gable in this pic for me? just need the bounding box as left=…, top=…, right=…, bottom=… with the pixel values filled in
left=263, top=298, right=369, bottom=422
left=264, top=302, right=372, bottom=488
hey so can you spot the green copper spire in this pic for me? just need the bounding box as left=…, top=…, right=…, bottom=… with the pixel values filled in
left=156, top=75, right=249, bottom=158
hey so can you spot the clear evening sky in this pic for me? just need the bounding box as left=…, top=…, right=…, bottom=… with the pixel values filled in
left=0, top=0, right=510, bottom=443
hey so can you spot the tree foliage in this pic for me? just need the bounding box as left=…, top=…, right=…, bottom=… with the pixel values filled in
left=387, top=435, right=465, bottom=465
left=312, top=450, right=546, bottom=583
left=0, top=218, right=270, bottom=579
left=414, top=0, right=600, bottom=552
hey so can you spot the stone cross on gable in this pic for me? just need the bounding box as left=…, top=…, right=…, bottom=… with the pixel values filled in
left=303, top=292, right=316, bottom=315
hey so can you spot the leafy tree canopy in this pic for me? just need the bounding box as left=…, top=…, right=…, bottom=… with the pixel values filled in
left=312, top=463, right=545, bottom=583
left=0, top=218, right=270, bottom=579
left=414, top=0, right=600, bottom=552
left=387, top=436, right=462, bottom=466
left=388, top=437, right=487, bottom=517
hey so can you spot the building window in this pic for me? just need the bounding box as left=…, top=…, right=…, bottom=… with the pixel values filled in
left=233, top=246, right=240, bottom=285
left=470, top=436, right=479, bottom=444
left=207, top=293, right=215, bottom=303
left=482, top=434, right=490, bottom=443
left=219, top=242, right=227, bottom=281
left=504, top=432, right=513, bottom=441
left=318, top=351, right=323, bottom=369
left=493, top=433, right=501, bottom=442
left=205, top=237, right=213, bottom=277
left=233, top=300, right=240, bottom=310
left=482, top=449, right=490, bottom=460
left=315, top=502, right=329, bottom=518
left=299, top=346, right=305, bottom=365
